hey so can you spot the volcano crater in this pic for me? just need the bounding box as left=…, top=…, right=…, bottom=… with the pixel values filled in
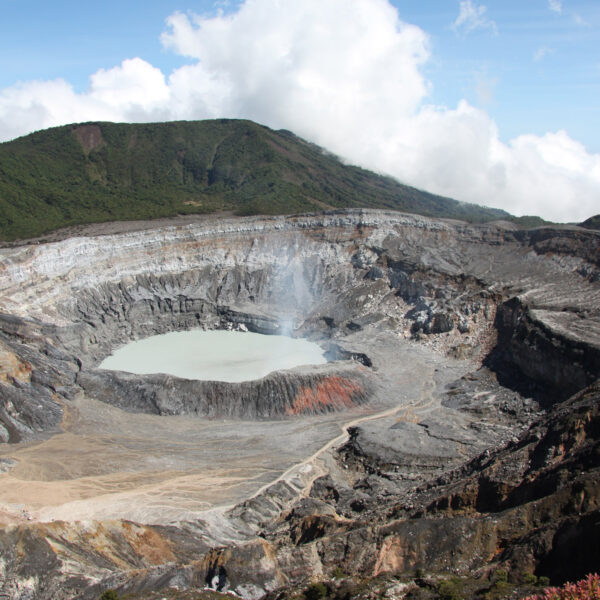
left=0, top=210, right=599, bottom=598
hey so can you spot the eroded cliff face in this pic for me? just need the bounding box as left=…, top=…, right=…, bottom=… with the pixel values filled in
left=77, top=364, right=375, bottom=419
left=0, top=210, right=598, bottom=599
left=294, top=381, right=600, bottom=589
left=1, top=211, right=597, bottom=425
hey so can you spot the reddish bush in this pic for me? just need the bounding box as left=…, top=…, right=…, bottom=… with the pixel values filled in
left=522, top=573, right=600, bottom=600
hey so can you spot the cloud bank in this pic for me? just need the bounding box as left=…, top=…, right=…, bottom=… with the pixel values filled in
left=0, top=0, right=598, bottom=223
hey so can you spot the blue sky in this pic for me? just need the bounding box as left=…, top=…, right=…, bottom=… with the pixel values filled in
left=403, top=1, right=600, bottom=152
left=0, top=0, right=598, bottom=221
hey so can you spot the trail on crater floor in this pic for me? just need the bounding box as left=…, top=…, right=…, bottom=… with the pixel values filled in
left=236, top=343, right=444, bottom=512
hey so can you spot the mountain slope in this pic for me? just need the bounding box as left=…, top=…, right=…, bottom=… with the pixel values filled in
left=581, top=215, right=600, bottom=230
left=0, top=119, right=510, bottom=240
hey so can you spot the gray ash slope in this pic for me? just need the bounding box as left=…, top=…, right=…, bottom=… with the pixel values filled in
left=0, top=209, right=598, bottom=599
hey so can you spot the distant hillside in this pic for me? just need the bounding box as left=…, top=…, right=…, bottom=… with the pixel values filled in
left=580, top=215, right=600, bottom=230
left=0, top=119, right=511, bottom=240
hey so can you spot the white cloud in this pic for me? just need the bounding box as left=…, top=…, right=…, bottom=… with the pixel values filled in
left=88, top=58, right=170, bottom=109
left=475, top=70, right=498, bottom=106
left=534, top=46, right=554, bottom=61
left=0, top=0, right=598, bottom=223
left=453, top=1, right=498, bottom=36
left=0, top=58, right=171, bottom=140
left=548, top=0, right=562, bottom=14
left=573, top=13, right=589, bottom=27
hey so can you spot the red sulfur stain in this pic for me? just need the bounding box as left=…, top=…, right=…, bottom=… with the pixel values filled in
left=286, top=376, right=363, bottom=415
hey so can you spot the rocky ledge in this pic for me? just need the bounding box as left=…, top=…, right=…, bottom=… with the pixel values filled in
left=77, top=362, right=375, bottom=419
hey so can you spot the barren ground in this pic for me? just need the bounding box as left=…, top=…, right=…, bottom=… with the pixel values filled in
left=0, top=334, right=472, bottom=526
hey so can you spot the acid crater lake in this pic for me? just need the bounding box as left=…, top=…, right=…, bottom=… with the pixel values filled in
left=99, top=329, right=327, bottom=382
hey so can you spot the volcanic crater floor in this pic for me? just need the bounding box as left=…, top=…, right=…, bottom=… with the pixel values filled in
left=0, top=332, right=479, bottom=526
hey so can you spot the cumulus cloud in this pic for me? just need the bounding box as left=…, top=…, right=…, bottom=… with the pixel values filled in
left=0, top=58, right=171, bottom=140
left=161, top=0, right=430, bottom=130
left=453, top=1, right=498, bottom=36
left=548, top=0, right=563, bottom=14
left=0, top=0, right=598, bottom=223
left=88, top=58, right=170, bottom=109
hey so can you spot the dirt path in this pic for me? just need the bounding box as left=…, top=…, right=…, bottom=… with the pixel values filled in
left=241, top=369, right=440, bottom=507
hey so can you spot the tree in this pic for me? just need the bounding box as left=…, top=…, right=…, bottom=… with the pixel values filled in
left=304, top=581, right=328, bottom=600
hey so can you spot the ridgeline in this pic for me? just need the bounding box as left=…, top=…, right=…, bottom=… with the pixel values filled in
left=580, top=214, right=600, bottom=230
left=0, top=119, right=521, bottom=241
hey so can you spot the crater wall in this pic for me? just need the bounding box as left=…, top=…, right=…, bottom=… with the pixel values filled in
left=0, top=210, right=599, bottom=439
left=77, top=364, right=375, bottom=418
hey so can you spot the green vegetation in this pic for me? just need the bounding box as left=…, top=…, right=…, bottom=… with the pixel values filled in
left=522, top=573, right=538, bottom=586
left=494, top=569, right=508, bottom=584
left=580, top=214, right=600, bottom=230
left=124, top=571, right=595, bottom=600
left=0, top=119, right=515, bottom=241
left=303, top=582, right=329, bottom=600
left=437, top=576, right=464, bottom=600
left=121, top=590, right=239, bottom=600
left=509, top=215, right=550, bottom=228
left=99, top=591, right=120, bottom=600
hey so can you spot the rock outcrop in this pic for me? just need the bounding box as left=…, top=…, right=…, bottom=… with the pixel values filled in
left=77, top=363, right=375, bottom=418
left=291, top=380, right=600, bottom=587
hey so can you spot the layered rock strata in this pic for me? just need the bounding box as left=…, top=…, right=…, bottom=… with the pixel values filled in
left=78, top=363, right=375, bottom=418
